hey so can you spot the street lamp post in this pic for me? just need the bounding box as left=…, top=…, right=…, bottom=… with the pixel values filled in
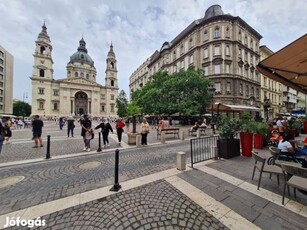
left=263, top=97, right=271, bottom=122
left=208, top=86, right=216, bottom=135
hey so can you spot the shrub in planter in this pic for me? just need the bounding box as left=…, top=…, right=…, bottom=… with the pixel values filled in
left=217, top=117, right=241, bottom=159
left=253, top=122, right=269, bottom=149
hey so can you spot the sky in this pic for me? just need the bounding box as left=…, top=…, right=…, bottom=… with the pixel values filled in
left=0, top=0, right=306, bottom=104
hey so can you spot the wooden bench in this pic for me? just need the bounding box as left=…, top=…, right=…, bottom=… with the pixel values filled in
left=157, top=128, right=180, bottom=139
left=188, top=128, right=206, bottom=136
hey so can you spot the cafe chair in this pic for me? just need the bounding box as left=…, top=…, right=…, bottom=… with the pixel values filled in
left=252, top=151, right=283, bottom=190
left=281, top=163, right=307, bottom=205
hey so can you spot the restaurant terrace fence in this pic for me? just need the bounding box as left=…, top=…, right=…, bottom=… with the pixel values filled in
left=190, top=135, right=219, bottom=168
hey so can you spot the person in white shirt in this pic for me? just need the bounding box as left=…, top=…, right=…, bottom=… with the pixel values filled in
left=278, top=134, right=295, bottom=154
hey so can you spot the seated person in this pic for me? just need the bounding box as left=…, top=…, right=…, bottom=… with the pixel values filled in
left=278, top=134, right=295, bottom=154
left=199, top=122, right=207, bottom=129
left=190, top=122, right=199, bottom=131
left=294, top=136, right=307, bottom=156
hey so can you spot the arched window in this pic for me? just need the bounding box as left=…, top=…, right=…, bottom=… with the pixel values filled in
left=111, top=80, right=114, bottom=86
left=53, top=102, right=58, bottom=110
left=204, top=30, right=208, bottom=41
left=75, top=72, right=78, bottom=77
left=110, top=62, right=114, bottom=68
left=214, top=27, right=220, bottom=38
left=40, top=46, right=46, bottom=54
left=39, top=69, right=45, bottom=77
left=86, top=74, right=89, bottom=79
left=80, top=72, right=84, bottom=78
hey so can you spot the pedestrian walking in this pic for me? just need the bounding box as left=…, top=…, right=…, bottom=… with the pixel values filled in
left=80, top=114, right=92, bottom=151
left=140, top=118, right=150, bottom=145
left=95, top=118, right=113, bottom=148
left=59, top=117, right=65, bottom=130
left=0, top=120, right=5, bottom=154
left=31, top=115, right=44, bottom=148
left=4, top=117, right=12, bottom=144
left=67, top=116, right=75, bottom=137
left=115, top=118, right=125, bottom=146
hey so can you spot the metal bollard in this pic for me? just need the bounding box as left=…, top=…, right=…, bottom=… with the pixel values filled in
left=46, top=135, right=51, bottom=159
left=97, top=132, right=102, bottom=152
left=110, top=149, right=121, bottom=192
left=179, top=131, right=185, bottom=140
left=161, top=132, right=166, bottom=144
left=136, top=135, right=141, bottom=147
left=196, top=129, right=200, bottom=138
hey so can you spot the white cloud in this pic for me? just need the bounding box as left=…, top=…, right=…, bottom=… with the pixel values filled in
left=0, top=0, right=306, bottom=103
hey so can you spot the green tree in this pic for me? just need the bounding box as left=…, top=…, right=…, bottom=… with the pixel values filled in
left=133, top=66, right=212, bottom=116
left=126, top=103, right=141, bottom=133
left=13, top=101, right=31, bottom=117
left=116, top=90, right=128, bottom=118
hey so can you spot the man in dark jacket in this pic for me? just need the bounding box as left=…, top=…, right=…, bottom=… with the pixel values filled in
left=95, top=118, right=113, bottom=148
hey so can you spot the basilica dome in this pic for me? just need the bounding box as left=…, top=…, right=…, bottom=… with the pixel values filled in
left=69, top=37, right=94, bottom=66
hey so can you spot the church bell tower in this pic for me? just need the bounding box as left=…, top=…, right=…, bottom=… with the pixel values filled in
left=105, top=43, right=118, bottom=88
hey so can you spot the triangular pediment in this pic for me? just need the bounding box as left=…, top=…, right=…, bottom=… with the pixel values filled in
left=60, top=77, right=102, bottom=87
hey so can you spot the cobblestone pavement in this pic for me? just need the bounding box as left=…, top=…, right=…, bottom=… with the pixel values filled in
left=0, top=141, right=191, bottom=215
left=6, top=180, right=228, bottom=230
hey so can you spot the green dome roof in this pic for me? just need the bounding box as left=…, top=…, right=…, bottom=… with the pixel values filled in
left=69, top=37, right=94, bottom=66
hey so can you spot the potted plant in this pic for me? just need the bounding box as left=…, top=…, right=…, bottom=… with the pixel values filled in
left=288, top=118, right=297, bottom=139
left=253, top=122, right=270, bottom=149
left=239, top=113, right=255, bottom=157
left=126, top=103, right=142, bottom=145
left=217, top=117, right=241, bottom=159
left=291, top=119, right=302, bottom=137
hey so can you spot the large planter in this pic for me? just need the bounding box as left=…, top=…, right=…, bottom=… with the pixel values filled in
left=240, top=132, right=253, bottom=157
left=217, top=139, right=240, bottom=159
left=127, top=132, right=141, bottom=145
left=254, top=134, right=264, bottom=149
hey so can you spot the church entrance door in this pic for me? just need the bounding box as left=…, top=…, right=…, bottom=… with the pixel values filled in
left=75, top=91, right=88, bottom=116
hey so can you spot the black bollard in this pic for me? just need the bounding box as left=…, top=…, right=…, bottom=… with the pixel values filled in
left=97, top=132, right=102, bottom=152
left=110, top=149, right=121, bottom=192
left=46, top=135, right=51, bottom=159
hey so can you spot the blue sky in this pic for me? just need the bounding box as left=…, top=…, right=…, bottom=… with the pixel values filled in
left=0, top=0, right=306, bottom=103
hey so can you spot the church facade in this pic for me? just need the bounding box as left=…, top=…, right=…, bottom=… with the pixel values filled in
left=31, top=23, right=119, bottom=118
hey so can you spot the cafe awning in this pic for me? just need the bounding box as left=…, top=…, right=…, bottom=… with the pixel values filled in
left=256, top=34, right=307, bottom=94
left=208, top=103, right=260, bottom=112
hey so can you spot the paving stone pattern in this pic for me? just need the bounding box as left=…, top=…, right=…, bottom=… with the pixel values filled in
left=0, top=142, right=191, bottom=215
left=178, top=168, right=307, bottom=230
left=7, top=180, right=228, bottom=230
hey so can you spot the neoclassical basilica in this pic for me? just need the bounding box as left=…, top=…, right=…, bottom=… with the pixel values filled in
left=31, top=23, right=119, bottom=117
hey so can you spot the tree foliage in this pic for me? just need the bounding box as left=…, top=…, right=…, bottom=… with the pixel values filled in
left=13, top=101, right=31, bottom=117
left=132, top=66, right=212, bottom=116
left=116, top=90, right=128, bottom=118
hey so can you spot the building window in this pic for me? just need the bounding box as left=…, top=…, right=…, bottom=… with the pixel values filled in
left=0, top=82, right=3, bottom=87
left=0, top=97, right=3, bottom=102
left=245, top=36, right=248, bottom=46
left=225, top=45, right=230, bottom=56
left=225, top=27, right=230, bottom=38
left=86, top=74, right=89, bottom=79
left=256, top=88, right=260, bottom=99
left=53, top=102, right=58, bottom=110
left=110, top=104, right=114, bottom=112
left=40, top=46, right=46, bottom=54
left=0, top=59, right=3, bottom=65
left=215, top=83, right=221, bottom=93
left=0, top=89, right=3, bottom=95
left=239, top=84, right=243, bottom=95
left=227, top=82, right=231, bottom=93
left=225, top=63, right=230, bottom=74
left=0, top=67, right=3, bottom=73
left=238, top=48, right=242, bottom=58
left=238, top=31, right=242, bottom=41
left=204, top=30, right=208, bottom=41
left=111, top=80, right=114, bottom=86
left=203, top=66, right=209, bottom=76
left=245, top=85, right=249, bottom=96
left=111, top=94, right=114, bottom=100
left=203, top=48, right=209, bottom=59
left=180, top=44, right=184, bottom=55
left=0, top=74, right=3, bottom=80
left=53, top=90, right=59, bottom=96
left=39, top=102, right=44, bottom=110
left=75, top=72, right=78, bottom=77
left=214, top=27, right=220, bottom=38
left=101, top=105, right=105, bottom=112
left=239, top=66, right=243, bottom=75
left=214, top=45, right=220, bottom=56
left=39, top=69, right=45, bottom=77
left=173, top=51, right=176, bottom=60
left=214, top=64, right=221, bottom=74
left=101, top=94, right=106, bottom=99
left=250, top=39, right=253, bottom=50
left=189, top=38, right=193, bottom=49
left=80, top=72, right=84, bottom=78
left=0, top=51, right=3, bottom=57
left=38, top=88, right=45, bottom=95
left=189, top=55, right=194, bottom=64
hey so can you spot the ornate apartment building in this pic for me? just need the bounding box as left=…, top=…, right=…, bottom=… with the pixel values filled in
left=130, top=5, right=262, bottom=109
left=31, top=23, right=119, bottom=117
left=0, top=45, right=13, bottom=115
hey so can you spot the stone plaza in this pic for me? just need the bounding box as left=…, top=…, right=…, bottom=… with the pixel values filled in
left=0, top=120, right=306, bottom=229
